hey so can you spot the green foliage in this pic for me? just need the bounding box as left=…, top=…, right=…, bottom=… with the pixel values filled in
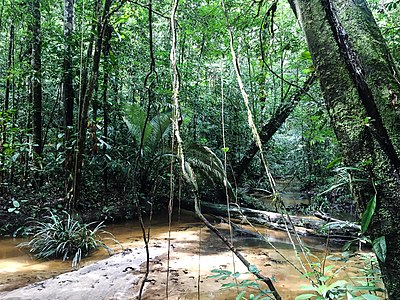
left=208, top=269, right=273, bottom=300
left=19, top=212, right=116, bottom=269
left=345, top=253, right=385, bottom=299
left=296, top=251, right=385, bottom=300
left=296, top=252, right=348, bottom=300
left=297, top=279, right=347, bottom=300
left=372, top=236, right=386, bottom=262
left=361, top=194, right=376, bottom=234
left=185, top=143, right=234, bottom=197
left=123, top=101, right=234, bottom=201
left=7, top=199, right=28, bottom=214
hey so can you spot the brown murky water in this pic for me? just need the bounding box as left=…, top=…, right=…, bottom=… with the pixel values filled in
left=0, top=210, right=380, bottom=299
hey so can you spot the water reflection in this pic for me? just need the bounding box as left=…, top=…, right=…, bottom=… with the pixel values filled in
left=0, top=210, right=374, bottom=299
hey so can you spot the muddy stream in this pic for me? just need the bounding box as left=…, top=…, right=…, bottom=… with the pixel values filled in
left=0, top=209, right=373, bottom=299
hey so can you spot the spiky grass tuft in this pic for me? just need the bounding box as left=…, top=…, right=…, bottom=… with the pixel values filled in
left=19, top=212, right=116, bottom=269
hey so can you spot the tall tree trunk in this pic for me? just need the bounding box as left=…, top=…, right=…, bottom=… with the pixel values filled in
left=63, top=0, right=75, bottom=198
left=31, top=0, right=42, bottom=171
left=290, top=0, right=400, bottom=297
left=69, top=0, right=112, bottom=209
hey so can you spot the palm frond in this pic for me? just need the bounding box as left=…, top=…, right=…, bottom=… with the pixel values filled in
left=185, top=143, right=235, bottom=200
left=123, top=103, right=152, bottom=145
left=146, top=110, right=172, bottom=154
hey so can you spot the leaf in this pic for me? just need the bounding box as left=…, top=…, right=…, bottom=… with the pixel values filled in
left=249, top=265, right=259, bottom=274
left=301, top=51, right=312, bottom=60
left=361, top=194, right=376, bottom=234
left=221, top=282, right=236, bottom=289
left=372, top=236, right=386, bottom=262
left=8, top=207, right=16, bottom=212
left=326, top=157, right=341, bottom=169
left=13, top=200, right=20, bottom=208
left=347, top=285, right=385, bottom=293
left=295, top=294, right=316, bottom=300
left=236, top=291, right=246, bottom=300
left=346, top=292, right=365, bottom=300
left=324, top=265, right=334, bottom=273
left=326, top=280, right=347, bottom=291
left=319, top=276, right=330, bottom=282
left=208, top=269, right=232, bottom=279
left=300, top=285, right=318, bottom=292
left=362, top=295, right=381, bottom=300
left=232, top=272, right=241, bottom=278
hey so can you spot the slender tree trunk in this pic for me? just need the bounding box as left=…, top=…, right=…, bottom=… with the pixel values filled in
left=4, top=24, right=14, bottom=114
left=63, top=0, right=75, bottom=198
left=290, top=0, right=400, bottom=297
left=31, top=0, right=42, bottom=177
left=69, top=0, right=112, bottom=209
left=0, top=0, right=4, bottom=31
left=102, top=23, right=112, bottom=191
left=1, top=22, right=14, bottom=188
left=31, top=0, right=43, bottom=187
left=234, top=74, right=315, bottom=181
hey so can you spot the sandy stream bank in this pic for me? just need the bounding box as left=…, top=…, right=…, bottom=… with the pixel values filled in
left=0, top=216, right=366, bottom=300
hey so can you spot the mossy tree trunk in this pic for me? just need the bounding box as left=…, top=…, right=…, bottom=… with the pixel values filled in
left=289, top=0, right=400, bottom=298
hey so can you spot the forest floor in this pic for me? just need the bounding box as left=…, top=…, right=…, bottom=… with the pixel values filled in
left=0, top=214, right=368, bottom=300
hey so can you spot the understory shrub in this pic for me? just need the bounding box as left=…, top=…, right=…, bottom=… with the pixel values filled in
left=19, top=212, right=116, bottom=269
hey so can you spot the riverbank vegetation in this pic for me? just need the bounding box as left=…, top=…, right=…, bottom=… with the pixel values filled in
left=0, top=0, right=399, bottom=298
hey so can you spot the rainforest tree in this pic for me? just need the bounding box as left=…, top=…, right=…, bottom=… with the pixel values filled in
left=290, top=0, right=400, bottom=297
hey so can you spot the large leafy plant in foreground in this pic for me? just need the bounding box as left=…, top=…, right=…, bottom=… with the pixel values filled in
left=19, top=212, right=115, bottom=269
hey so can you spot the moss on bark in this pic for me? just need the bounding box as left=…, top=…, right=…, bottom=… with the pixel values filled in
left=290, top=0, right=400, bottom=298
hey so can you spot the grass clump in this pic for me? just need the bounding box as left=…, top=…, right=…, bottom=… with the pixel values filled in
left=19, top=211, right=116, bottom=269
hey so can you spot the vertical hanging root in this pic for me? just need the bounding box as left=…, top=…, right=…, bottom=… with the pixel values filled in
left=169, top=0, right=281, bottom=299
left=220, top=0, right=320, bottom=291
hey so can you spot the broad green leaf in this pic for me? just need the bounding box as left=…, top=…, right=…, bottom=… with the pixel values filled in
left=239, top=280, right=259, bottom=288
left=362, top=294, right=381, bottom=300
left=327, top=279, right=347, bottom=291
left=319, top=276, right=330, bottom=282
left=373, top=236, right=386, bottom=262
left=232, top=272, right=241, bottom=278
left=346, top=291, right=364, bottom=300
left=326, top=157, right=341, bottom=169
left=324, top=265, right=334, bottom=273
left=317, top=284, right=328, bottom=296
left=13, top=200, right=20, bottom=208
left=236, top=291, right=246, bottom=300
left=301, top=51, right=312, bottom=59
left=249, top=265, right=259, bottom=274
left=295, top=294, right=316, bottom=300
left=300, top=285, right=318, bottom=291
left=208, top=269, right=231, bottom=278
left=361, top=194, right=376, bottom=234
left=347, top=285, right=385, bottom=292
left=221, top=282, right=236, bottom=288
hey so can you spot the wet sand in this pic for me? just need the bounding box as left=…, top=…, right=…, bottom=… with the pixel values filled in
left=0, top=210, right=379, bottom=299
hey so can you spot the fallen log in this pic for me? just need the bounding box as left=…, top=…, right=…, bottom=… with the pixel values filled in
left=314, top=211, right=361, bottom=231
left=195, top=201, right=360, bottom=239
